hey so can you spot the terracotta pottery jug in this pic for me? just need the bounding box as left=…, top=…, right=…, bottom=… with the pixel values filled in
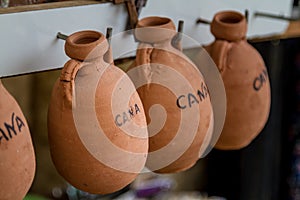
left=204, top=11, right=271, bottom=150
left=0, top=80, right=35, bottom=200
left=48, top=30, right=148, bottom=194
left=127, top=16, right=214, bottom=173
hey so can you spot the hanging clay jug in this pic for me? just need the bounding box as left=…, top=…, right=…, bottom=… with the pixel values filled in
left=0, top=80, right=35, bottom=200
left=204, top=11, right=271, bottom=150
left=48, top=30, right=148, bottom=194
left=127, top=16, right=214, bottom=173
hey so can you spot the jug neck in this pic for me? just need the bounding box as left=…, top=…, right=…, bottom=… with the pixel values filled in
left=65, top=30, right=109, bottom=62
left=210, top=11, right=247, bottom=42
left=135, top=16, right=177, bottom=45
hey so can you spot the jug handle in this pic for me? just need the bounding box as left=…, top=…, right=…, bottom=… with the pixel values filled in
left=204, top=40, right=231, bottom=73
left=60, top=59, right=82, bottom=108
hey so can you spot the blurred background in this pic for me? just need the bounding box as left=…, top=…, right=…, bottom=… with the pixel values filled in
left=1, top=1, right=300, bottom=200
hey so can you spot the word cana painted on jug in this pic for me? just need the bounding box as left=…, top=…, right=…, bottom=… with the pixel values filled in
left=176, top=81, right=209, bottom=109
left=115, top=104, right=141, bottom=127
left=0, top=112, right=26, bottom=142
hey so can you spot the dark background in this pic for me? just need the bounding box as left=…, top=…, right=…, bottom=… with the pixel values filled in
left=199, top=38, right=300, bottom=200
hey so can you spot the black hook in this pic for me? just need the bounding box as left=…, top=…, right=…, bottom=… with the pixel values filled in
left=196, top=18, right=211, bottom=25
left=245, top=9, right=249, bottom=23
left=106, top=27, right=113, bottom=45
left=104, top=27, right=114, bottom=64
left=57, top=32, right=68, bottom=40
left=254, top=11, right=298, bottom=21
left=172, top=20, right=184, bottom=51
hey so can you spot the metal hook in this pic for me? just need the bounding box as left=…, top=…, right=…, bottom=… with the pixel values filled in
left=104, top=27, right=114, bottom=64
left=254, top=11, right=298, bottom=21
left=175, top=20, right=184, bottom=43
left=172, top=20, right=184, bottom=51
left=57, top=32, right=68, bottom=40
left=106, top=27, right=113, bottom=45
left=196, top=18, right=211, bottom=25
left=245, top=9, right=249, bottom=23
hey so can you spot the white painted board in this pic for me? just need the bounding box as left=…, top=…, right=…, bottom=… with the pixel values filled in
left=141, top=0, right=293, bottom=44
left=0, top=0, right=293, bottom=77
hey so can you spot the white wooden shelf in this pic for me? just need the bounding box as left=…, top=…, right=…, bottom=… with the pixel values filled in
left=0, top=0, right=293, bottom=77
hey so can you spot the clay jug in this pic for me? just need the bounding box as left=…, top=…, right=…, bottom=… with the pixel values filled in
left=204, top=11, right=271, bottom=150
left=48, top=30, right=148, bottom=194
left=127, top=16, right=214, bottom=173
left=0, top=80, right=35, bottom=200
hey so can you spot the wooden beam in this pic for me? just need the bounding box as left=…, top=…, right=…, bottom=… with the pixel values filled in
left=0, top=0, right=109, bottom=14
